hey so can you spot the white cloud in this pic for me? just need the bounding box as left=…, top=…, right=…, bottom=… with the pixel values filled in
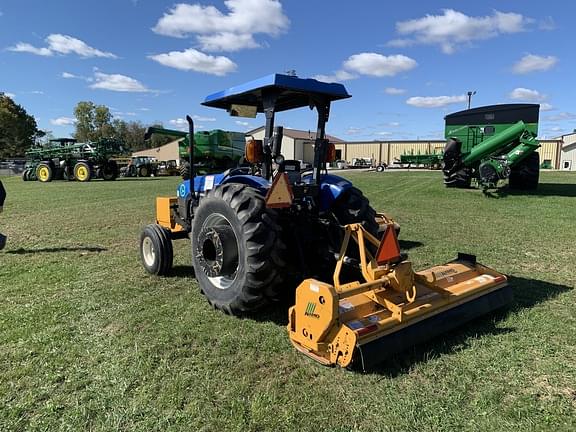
left=50, top=117, right=76, bottom=126
left=90, top=72, right=150, bottom=92
left=540, top=103, right=553, bottom=111
left=545, top=112, right=576, bottom=122
left=406, top=95, right=467, bottom=108
left=9, top=43, right=53, bottom=56
left=512, top=54, right=558, bottom=74
left=386, top=121, right=401, bottom=127
left=539, top=16, right=556, bottom=31
left=149, top=48, right=237, bottom=76
left=384, top=87, right=406, bottom=95
left=62, top=72, right=77, bottom=78
left=170, top=115, right=216, bottom=128
left=345, top=127, right=363, bottom=136
left=315, top=53, right=416, bottom=83
left=169, top=118, right=187, bottom=126
left=343, top=53, right=417, bottom=77
left=9, top=34, right=116, bottom=58
left=139, top=108, right=150, bottom=111
left=193, top=115, right=216, bottom=122
left=235, top=120, right=249, bottom=126
left=390, top=9, right=531, bottom=54
left=376, top=131, right=392, bottom=136
left=313, top=70, right=356, bottom=83
left=509, top=87, right=546, bottom=102
left=152, top=0, right=289, bottom=52
left=197, top=32, right=260, bottom=51
left=2, top=92, right=16, bottom=98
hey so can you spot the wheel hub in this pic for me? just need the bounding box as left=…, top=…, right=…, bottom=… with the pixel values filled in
left=196, top=225, right=238, bottom=280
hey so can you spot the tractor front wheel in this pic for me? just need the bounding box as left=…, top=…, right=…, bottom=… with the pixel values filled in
left=74, top=162, right=91, bottom=182
left=36, top=163, right=53, bottom=183
left=140, top=224, right=173, bottom=275
left=191, top=183, right=286, bottom=315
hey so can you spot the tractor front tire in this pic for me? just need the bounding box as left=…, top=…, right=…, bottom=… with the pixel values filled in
left=140, top=224, right=173, bottom=275
left=36, top=163, right=53, bottom=183
left=191, top=183, right=286, bottom=315
left=509, top=151, right=540, bottom=190
left=74, top=162, right=91, bottom=182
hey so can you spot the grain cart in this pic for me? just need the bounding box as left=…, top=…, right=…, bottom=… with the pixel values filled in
left=443, top=104, right=541, bottom=189
left=143, top=126, right=245, bottom=176
left=139, top=74, right=510, bottom=368
left=22, top=137, right=124, bottom=182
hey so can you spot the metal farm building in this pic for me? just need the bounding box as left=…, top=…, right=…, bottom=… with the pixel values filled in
left=330, top=139, right=563, bottom=169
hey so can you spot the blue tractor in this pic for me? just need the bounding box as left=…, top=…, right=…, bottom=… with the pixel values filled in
left=139, top=74, right=387, bottom=315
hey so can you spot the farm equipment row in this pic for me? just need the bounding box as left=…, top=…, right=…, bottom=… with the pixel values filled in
left=139, top=74, right=511, bottom=369
left=22, top=137, right=125, bottom=182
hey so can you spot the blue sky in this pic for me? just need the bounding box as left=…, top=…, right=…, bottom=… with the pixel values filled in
left=1, top=0, right=574, bottom=141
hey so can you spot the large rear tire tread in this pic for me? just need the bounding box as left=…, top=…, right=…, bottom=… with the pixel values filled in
left=191, top=183, right=287, bottom=315
left=509, top=152, right=540, bottom=190
left=323, top=186, right=382, bottom=266
left=332, top=187, right=380, bottom=239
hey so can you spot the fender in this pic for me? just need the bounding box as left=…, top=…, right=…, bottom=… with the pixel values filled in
left=220, top=174, right=270, bottom=193
left=302, top=173, right=353, bottom=211
left=177, top=173, right=270, bottom=199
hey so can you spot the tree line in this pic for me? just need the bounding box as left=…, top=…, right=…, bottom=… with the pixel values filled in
left=0, top=93, right=173, bottom=159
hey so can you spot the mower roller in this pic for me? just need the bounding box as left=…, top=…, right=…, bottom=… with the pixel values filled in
left=140, top=73, right=511, bottom=368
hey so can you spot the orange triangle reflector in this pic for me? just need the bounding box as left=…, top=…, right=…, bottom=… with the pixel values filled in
left=265, top=172, right=293, bottom=208
left=375, top=225, right=401, bottom=265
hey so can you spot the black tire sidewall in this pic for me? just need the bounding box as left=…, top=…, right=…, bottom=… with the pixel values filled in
left=140, top=224, right=173, bottom=275
left=191, top=194, right=249, bottom=306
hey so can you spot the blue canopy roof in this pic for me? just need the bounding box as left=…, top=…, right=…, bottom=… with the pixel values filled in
left=202, top=74, right=351, bottom=113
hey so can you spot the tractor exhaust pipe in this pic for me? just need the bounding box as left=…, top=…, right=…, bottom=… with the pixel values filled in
left=186, top=115, right=195, bottom=193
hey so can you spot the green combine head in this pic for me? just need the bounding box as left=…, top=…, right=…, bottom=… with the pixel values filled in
left=443, top=104, right=541, bottom=190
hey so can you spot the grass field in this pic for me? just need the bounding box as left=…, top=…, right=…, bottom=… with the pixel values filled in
left=1, top=171, right=575, bottom=431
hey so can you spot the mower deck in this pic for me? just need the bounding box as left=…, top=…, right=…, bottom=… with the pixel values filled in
left=288, top=223, right=511, bottom=369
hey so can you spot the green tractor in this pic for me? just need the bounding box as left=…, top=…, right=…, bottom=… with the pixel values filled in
left=443, top=104, right=541, bottom=190
left=23, top=137, right=124, bottom=182
left=120, top=156, right=158, bottom=178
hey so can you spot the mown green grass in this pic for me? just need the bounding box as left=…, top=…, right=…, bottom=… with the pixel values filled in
left=0, top=171, right=575, bottom=431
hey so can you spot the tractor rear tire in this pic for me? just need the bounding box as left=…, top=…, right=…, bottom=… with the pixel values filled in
left=74, top=162, right=91, bottom=182
left=102, top=161, right=119, bottom=181
left=191, top=183, right=287, bottom=315
left=509, top=152, right=540, bottom=190
left=330, top=187, right=381, bottom=256
left=332, top=187, right=379, bottom=236
left=36, top=163, right=53, bottom=183
left=138, top=165, right=150, bottom=177
left=22, top=169, right=29, bottom=181
left=140, top=224, right=173, bottom=276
